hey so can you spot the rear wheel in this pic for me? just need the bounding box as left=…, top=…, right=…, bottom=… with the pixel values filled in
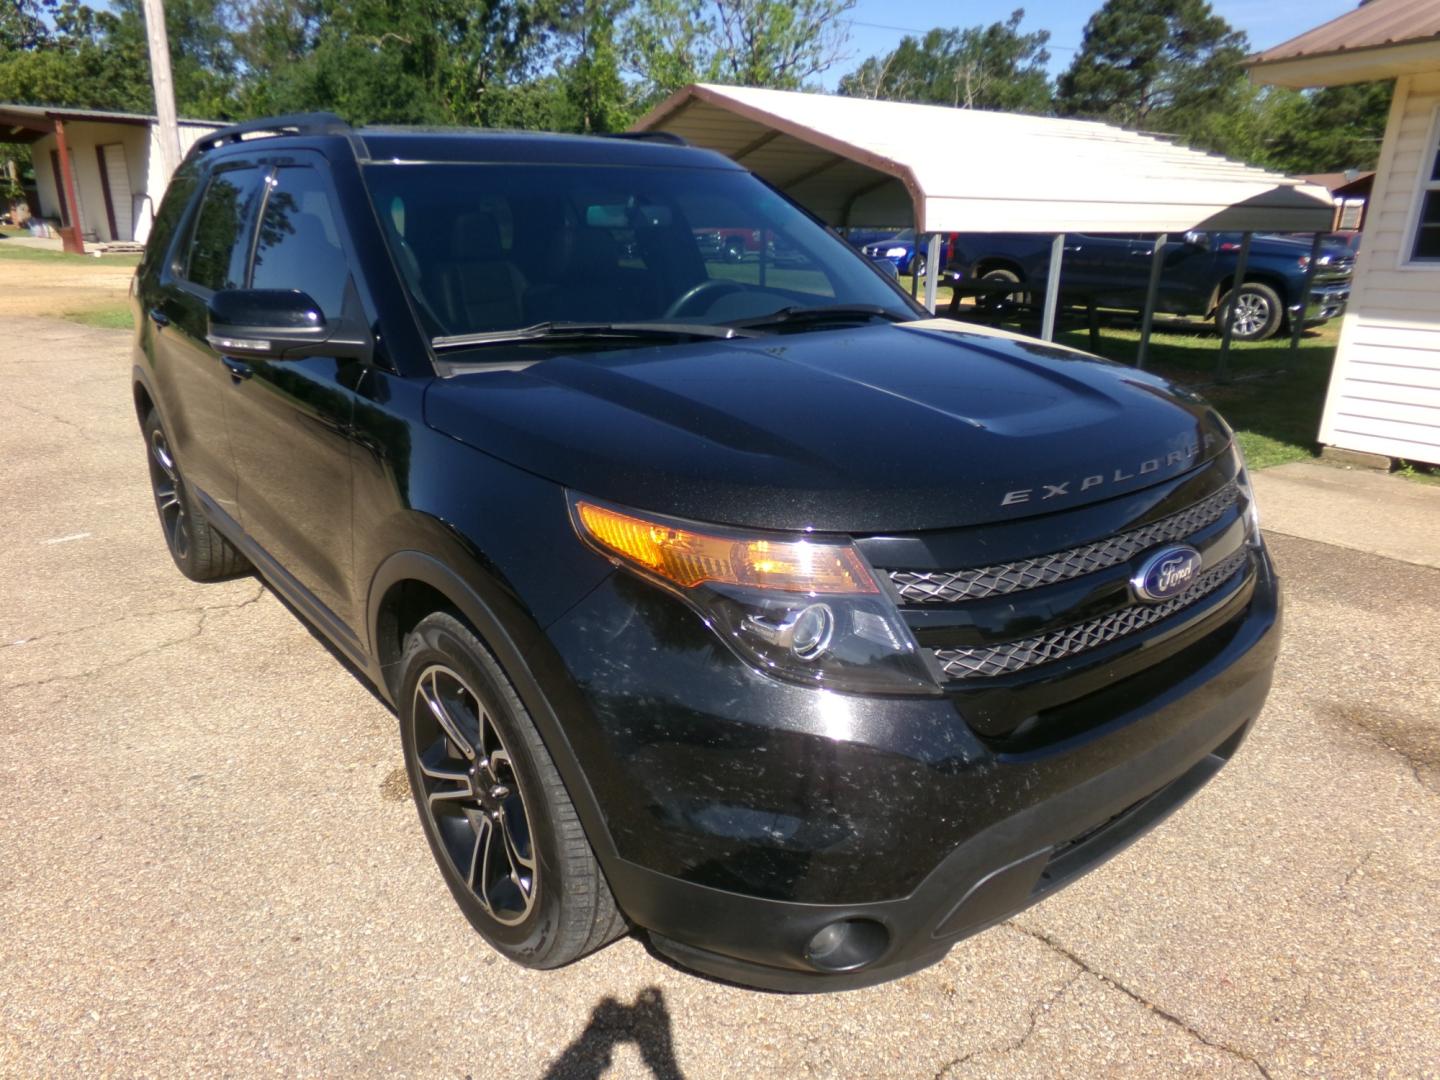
left=1216, top=281, right=1283, bottom=342
left=977, top=266, right=1029, bottom=313
left=398, top=612, right=626, bottom=968
left=142, top=408, right=248, bottom=581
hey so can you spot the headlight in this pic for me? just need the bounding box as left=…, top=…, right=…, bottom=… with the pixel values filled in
left=885, top=247, right=907, bottom=257
left=569, top=496, right=938, bottom=695
left=1233, top=449, right=1262, bottom=545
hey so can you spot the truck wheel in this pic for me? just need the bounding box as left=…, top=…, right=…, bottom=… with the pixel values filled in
left=1217, top=282, right=1283, bottom=342
left=398, top=611, right=627, bottom=968
left=978, top=267, right=1029, bottom=312
left=908, top=254, right=926, bottom=278
left=142, top=408, right=249, bottom=581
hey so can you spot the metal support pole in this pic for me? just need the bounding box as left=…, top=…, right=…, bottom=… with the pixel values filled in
left=1136, top=232, right=1168, bottom=369
left=1216, top=231, right=1252, bottom=383
left=142, top=0, right=182, bottom=185
left=1040, top=233, right=1065, bottom=341
left=924, top=232, right=941, bottom=313
left=1289, top=232, right=1325, bottom=357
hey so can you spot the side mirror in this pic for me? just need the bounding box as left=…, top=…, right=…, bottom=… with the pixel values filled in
left=1183, top=230, right=1211, bottom=250
left=206, top=289, right=371, bottom=361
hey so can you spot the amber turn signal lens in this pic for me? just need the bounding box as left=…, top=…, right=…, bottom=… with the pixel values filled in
left=573, top=501, right=879, bottom=594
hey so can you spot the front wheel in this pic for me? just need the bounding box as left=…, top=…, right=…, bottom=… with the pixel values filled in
left=1216, top=281, right=1283, bottom=342
left=398, top=612, right=626, bottom=968
left=142, top=408, right=249, bottom=581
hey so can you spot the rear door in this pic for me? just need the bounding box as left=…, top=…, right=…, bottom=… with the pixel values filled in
left=222, top=158, right=361, bottom=624
left=146, top=161, right=266, bottom=519
left=1065, top=234, right=1151, bottom=307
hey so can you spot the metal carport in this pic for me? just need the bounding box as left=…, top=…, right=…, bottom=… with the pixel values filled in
left=632, top=84, right=1338, bottom=366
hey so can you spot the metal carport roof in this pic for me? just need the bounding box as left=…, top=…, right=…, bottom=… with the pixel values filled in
left=632, top=84, right=1336, bottom=234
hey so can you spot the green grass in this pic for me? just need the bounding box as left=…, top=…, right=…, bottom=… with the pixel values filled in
left=1048, top=319, right=1341, bottom=471
left=0, top=243, right=141, bottom=266
left=63, top=303, right=135, bottom=330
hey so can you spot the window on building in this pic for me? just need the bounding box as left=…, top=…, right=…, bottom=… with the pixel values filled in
left=1409, top=128, right=1440, bottom=262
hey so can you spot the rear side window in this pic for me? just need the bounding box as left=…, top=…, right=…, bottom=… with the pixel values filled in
left=249, top=166, right=350, bottom=318
left=141, top=161, right=199, bottom=277
left=183, top=166, right=262, bottom=291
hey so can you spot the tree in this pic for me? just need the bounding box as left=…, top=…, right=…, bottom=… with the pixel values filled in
left=555, top=0, right=636, bottom=133
left=622, top=0, right=855, bottom=106
left=838, top=9, right=1051, bottom=113
left=1055, top=0, right=1246, bottom=131
left=1260, top=81, right=1392, bottom=173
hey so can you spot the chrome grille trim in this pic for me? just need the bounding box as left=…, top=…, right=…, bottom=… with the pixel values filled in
left=932, top=548, right=1250, bottom=681
left=887, top=481, right=1239, bottom=604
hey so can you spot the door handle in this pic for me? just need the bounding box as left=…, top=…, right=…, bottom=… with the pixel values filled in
left=148, top=307, right=170, bottom=327
left=220, top=356, right=254, bottom=381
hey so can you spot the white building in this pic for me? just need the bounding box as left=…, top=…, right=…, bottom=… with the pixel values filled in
left=1, top=104, right=220, bottom=251
left=1250, top=0, right=1440, bottom=467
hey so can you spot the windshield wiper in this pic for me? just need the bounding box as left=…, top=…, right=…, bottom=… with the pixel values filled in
left=432, top=321, right=760, bottom=351
left=727, top=304, right=910, bottom=331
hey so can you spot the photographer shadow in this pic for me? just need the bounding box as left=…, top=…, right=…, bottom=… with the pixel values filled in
left=543, top=986, right=685, bottom=1080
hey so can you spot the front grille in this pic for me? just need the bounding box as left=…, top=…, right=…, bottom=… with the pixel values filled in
left=888, top=482, right=1238, bottom=605
left=932, top=548, right=1249, bottom=680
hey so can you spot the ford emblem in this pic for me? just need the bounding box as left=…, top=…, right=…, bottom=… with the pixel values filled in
left=1131, top=545, right=1203, bottom=603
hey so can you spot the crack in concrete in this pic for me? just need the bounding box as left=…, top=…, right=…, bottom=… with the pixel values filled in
left=1340, top=848, right=1378, bottom=890
left=934, top=969, right=1082, bottom=1079
left=1, top=588, right=265, bottom=691
left=1009, top=924, right=1273, bottom=1080
left=2, top=586, right=265, bottom=651
left=6, top=399, right=91, bottom=437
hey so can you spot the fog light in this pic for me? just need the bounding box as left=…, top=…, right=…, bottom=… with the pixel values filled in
left=805, top=918, right=889, bottom=972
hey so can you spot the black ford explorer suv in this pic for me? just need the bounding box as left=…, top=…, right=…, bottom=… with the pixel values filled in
left=130, top=113, right=1280, bottom=992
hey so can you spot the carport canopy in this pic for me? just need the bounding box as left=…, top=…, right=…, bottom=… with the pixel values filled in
left=631, top=84, right=1336, bottom=235
left=632, top=84, right=1337, bottom=360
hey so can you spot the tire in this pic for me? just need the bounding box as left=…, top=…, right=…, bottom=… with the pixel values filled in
left=724, top=238, right=746, bottom=263
left=978, top=266, right=1029, bottom=312
left=1216, top=281, right=1283, bottom=342
left=398, top=611, right=626, bottom=968
left=142, top=408, right=249, bottom=581
left=908, top=254, right=926, bottom=278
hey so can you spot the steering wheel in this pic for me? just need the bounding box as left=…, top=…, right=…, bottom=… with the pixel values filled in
left=663, top=279, right=747, bottom=319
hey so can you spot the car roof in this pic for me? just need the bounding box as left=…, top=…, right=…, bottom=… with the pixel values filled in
left=353, top=127, right=743, bottom=169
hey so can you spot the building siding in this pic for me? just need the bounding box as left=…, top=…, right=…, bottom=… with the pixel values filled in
left=1320, top=71, right=1440, bottom=464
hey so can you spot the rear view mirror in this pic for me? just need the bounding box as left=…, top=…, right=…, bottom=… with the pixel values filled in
left=206, top=289, right=371, bottom=361
left=1183, top=230, right=1211, bottom=250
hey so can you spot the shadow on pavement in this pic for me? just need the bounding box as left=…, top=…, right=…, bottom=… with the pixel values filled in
left=543, top=987, right=685, bottom=1079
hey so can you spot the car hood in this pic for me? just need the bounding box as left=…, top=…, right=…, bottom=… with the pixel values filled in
left=423, top=322, right=1231, bottom=533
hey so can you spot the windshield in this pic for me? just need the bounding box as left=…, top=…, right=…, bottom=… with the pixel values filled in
left=361, top=162, right=918, bottom=341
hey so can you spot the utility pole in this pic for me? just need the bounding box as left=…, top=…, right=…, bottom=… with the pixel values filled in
left=142, top=0, right=181, bottom=185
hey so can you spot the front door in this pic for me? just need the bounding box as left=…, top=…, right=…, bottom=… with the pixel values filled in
left=222, top=160, right=361, bottom=626
left=148, top=162, right=266, bottom=520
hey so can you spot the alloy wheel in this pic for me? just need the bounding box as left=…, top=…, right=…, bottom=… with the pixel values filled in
left=1231, top=292, right=1269, bottom=338
left=148, top=429, right=190, bottom=561
left=411, top=664, right=537, bottom=925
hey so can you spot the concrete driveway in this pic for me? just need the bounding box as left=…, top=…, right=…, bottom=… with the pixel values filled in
left=2, top=316, right=1437, bottom=1078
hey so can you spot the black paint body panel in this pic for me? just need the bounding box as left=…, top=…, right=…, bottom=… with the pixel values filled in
left=129, top=124, right=1282, bottom=991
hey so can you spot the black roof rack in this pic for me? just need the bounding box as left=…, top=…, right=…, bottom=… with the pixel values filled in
left=194, top=112, right=352, bottom=153
left=604, top=130, right=689, bottom=146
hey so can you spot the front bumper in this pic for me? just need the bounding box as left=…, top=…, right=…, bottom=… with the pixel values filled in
left=1290, top=282, right=1350, bottom=325
left=545, top=548, right=1281, bottom=991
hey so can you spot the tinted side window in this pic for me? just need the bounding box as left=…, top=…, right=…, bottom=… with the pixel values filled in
left=141, top=160, right=200, bottom=278
left=250, top=166, right=349, bottom=318
left=184, top=166, right=262, bottom=291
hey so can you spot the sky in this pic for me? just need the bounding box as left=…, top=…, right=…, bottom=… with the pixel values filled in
left=819, top=0, right=1362, bottom=88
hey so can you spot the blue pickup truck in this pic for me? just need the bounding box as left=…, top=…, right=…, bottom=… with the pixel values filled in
left=946, top=231, right=1354, bottom=341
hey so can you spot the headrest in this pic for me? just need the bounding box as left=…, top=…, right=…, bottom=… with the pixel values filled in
left=451, top=211, right=504, bottom=260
